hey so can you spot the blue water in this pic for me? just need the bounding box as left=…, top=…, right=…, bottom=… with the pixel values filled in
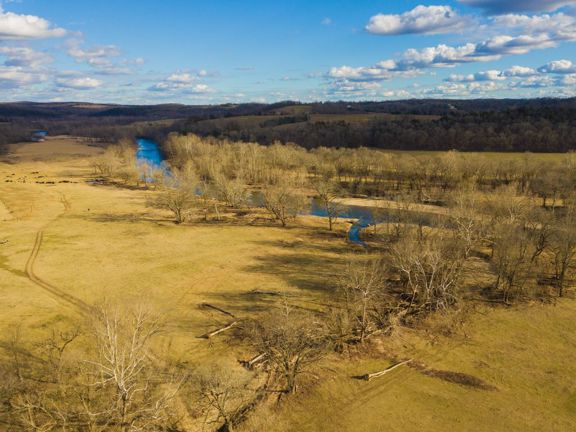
left=135, top=138, right=437, bottom=246
left=136, top=137, right=164, bottom=167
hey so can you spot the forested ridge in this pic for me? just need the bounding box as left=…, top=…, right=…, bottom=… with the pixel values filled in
left=2, top=98, right=576, bottom=152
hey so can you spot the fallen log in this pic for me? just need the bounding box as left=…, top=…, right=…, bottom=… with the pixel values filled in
left=362, top=359, right=412, bottom=381
left=200, top=321, right=238, bottom=339
left=239, top=353, right=268, bottom=370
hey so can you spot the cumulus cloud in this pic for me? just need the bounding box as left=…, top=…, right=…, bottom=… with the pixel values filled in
left=330, top=9, right=576, bottom=87
left=56, top=76, right=102, bottom=89
left=65, top=39, right=142, bottom=75
left=149, top=72, right=213, bottom=93
left=339, top=36, right=556, bottom=77
left=538, top=59, right=576, bottom=73
left=166, top=73, right=196, bottom=84
left=67, top=42, right=121, bottom=66
left=400, top=43, right=500, bottom=68
left=502, top=65, right=539, bottom=77
left=328, top=79, right=381, bottom=94
left=328, top=65, right=395, bottom=81
left=443, top=60, right=576, bottom=94
left=559, top=74, right=576, bottom=84
left=459, top=0, right=576, bottom=14
left=366, top=5, right=469, bottom=35
left=0, top=6, right=66, bottom=40
left=492, top=12, right=576, bottom=38
left=447, top=69, right=506, bottom=82
left=0, top=65, right=47, bottom=87
left=0, top=46, right=52, bottom=68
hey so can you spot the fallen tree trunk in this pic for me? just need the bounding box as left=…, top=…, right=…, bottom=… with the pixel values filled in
left=200, top=321, right=238, bottom=339
left=239, top=353, right=267, bottom=370
left=362, top=359, right=412, bottom=381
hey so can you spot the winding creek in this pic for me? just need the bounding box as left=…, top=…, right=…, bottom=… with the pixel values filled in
left=136, top=138, right=438, bottom=245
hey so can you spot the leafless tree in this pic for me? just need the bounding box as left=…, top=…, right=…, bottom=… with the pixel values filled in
left=196, top=364, right=253, bottom=432
left=151, top=167, right=198, bottom=224
left=312, top=178, right=342, bottom=231
left=83, top=306, right=179, bottom=432
left=549, top=208, right=576, bottom=297
left=391, top=235, right=464, bottom=312
left=262, top=183, right=306, bottom=227
left=449, top=185, right=484, bottom=258
left=0, top=308, right=181, bottom=432
left=213, top=171, right=250, bottom=208
left=338, top=259, right=386, bottom=343
left=246, top=306, right=327, bottom=394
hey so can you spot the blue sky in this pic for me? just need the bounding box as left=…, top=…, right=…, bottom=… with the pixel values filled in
left=0, top=0, right=575, bottom=103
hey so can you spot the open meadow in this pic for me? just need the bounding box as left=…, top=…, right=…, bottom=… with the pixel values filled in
left=1, top=136, right=576, bottom=431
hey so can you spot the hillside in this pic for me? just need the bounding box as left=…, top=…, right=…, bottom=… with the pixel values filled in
left=2, top=98, right=576, bottom=152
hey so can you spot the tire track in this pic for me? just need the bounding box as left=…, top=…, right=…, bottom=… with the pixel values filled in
left=25, top=231, right=92, bottom=314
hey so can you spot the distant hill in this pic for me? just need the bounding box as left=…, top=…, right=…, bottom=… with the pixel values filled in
left=2, top=98, right=576, bottom=152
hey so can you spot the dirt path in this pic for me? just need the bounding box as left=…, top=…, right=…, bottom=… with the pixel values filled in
left=25, top=231, right=92, bottom=314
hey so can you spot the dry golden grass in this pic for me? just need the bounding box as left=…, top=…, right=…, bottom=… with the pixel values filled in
left=0, top=136, right=353, bottom=360
left=242, top=301, right=576, bottom=431
left=1, top=137, right=576, bottom=431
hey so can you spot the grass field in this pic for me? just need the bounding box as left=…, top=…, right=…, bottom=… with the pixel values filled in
left=244, top=300, right=576, bottom=431
left=0, top=135, right=354, bottom=360
left=1, top=137, right=575, bottom=431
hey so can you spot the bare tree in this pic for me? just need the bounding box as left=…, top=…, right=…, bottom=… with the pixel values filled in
left=151, top=166, right=198, bottom=224
left=196, top=364, right=253, bottom=432
left=490, top=221, right=545, bottom=303
left=246, top=306, right=327, bottom=394
left=262, top=182, right=306, bottom=227
left=83, top=306, right=177, bottom=431
left=449, top=185, right=484, bottom=258
left=338, top=259, right=385, bottom=343
left=312, top=178, right=342, bottom=231
left=392, top=235, right=464, bottom=312
left=0, top=308, right=181, bottom=432
left=549, top=208, right=576, bottom=297
left=152, top=185, right=197, bottom=223
left=213, top=171, right=250, bottom=208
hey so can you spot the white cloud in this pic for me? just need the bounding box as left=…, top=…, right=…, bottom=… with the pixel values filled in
left=0, top=65, right=46, bottom=87
left=423, top=80, right=504, bottom=97
left=56, top=76, right=102, bottom=89
left=502, top=65, right=538, bottom=76
left=149, top=71, right=215, bottom=93
left=68, top=43, right=120, bottom=65
left=538, top=59, right=576, bottom=73
left=329, top=80, right=381, bottom=93
left=190, top=84, right=211, bottom=93
left=321, top=17, right=332, bottom=26
left=448, top=69, right=506, bottom=82
left=330, top=11, right=576, bottom=85
left=440, top=59, right=576, bottom=95
left=366, top=5, right=469, bottom=35
left=0, top=46, right=52, bottom=68
left=559, top=74, right=576, bottom=84
left=492, top=12, right=576, bottom=39
left=0, top=6, right=66, bottom=40
left=400, top=43, right=500, bottom=68
left=166, top=73, right=196, bottom=84
left=459, top=0, right=576, bottom=14
left=328, top=65, right=394, bottom=81
left=65, top=39, right=139, bottom=75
